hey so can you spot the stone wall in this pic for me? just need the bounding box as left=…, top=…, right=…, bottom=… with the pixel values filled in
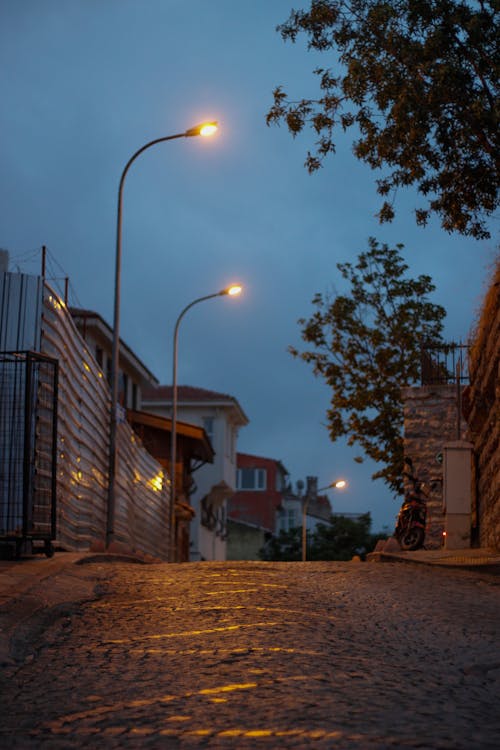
left=463, top=259, right=500, bottom=550
left=401, top=385, right=467, bottom=548
left=226, top=519, right=266, bottom=561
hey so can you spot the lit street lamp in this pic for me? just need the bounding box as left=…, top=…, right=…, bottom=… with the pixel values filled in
left=106, top=121, right=218, bottom=549
left=302, top=479, right=348, bottom=562
left=169, top=285, right=242, bottom=562
left=319, top=480, right=347, bottom=492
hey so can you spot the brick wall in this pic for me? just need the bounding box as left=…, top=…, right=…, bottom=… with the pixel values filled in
left=463, top=260, right=500, bottom=550
left=401, top=385, right=467, bottom=548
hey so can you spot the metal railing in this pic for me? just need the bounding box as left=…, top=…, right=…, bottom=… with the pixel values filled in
left=0, top=351, right=58, bottom=555
left=420, top=344, right=470, bottom=386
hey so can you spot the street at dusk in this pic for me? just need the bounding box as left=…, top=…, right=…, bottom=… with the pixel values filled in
left=1, top=1, right=497, bottom=531
left=1, top=558, right=499, bottom=749
left=0, top=3, right=498, bottom=746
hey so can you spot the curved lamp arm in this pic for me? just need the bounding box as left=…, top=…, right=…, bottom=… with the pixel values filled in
left=106, top=122, right=218, bottom=549
left=169, top=285, right=241, bottom=561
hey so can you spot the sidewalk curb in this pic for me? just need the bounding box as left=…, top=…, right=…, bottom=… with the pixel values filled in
left=366, top=549, right=500, bottom=572
left=0, top=552, right=147, bottom=668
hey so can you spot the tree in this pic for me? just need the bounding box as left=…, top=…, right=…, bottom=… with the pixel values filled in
left=310, top=513, right=379, bottom=559
left=260, top=527, right=303, bottom=561
left=259, top=513, right=386, bottom=561
left=289, top=238, right=446, bottom=493
left=266, top=0, right=499, bottom=239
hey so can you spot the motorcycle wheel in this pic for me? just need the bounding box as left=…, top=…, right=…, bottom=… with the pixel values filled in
left=399, top=526, right=425, bottom=551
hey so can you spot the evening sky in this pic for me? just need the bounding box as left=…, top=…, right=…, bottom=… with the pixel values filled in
left=1, top=0, right=496, bottom=530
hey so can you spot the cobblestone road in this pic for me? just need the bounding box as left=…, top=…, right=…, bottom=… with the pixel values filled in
left=1, top=560, right=499, bottom=749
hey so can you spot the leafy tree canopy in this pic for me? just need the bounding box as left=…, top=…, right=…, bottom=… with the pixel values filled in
left=266, top=0, right=499, bottom=239
left=289, top=238, right=446, bottom=493
left=259, top=513, right=386, bottom=561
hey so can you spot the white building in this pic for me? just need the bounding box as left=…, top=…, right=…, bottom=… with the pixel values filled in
left=142, top=385, right=248, bottom=561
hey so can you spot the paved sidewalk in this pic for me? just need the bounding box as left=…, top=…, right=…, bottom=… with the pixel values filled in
left=0, top=551, right=147, bottom=604
left=1, top=557, right=499, bottom=749
left=1, top=545, right=499, bottom=607
left=367, top=545, right=500, bottom=570
left=1, top=546, right=498, bottom=669
left=0, top=552, right=148, bottom=667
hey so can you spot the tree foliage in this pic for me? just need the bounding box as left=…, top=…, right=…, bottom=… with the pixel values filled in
left=266, top=0, right=499, bottom=239
left=259, top=513, right=385, bottom=561
left=260, top=526, right=303, bottom=561
left=289, top=238, right=446, bottom=493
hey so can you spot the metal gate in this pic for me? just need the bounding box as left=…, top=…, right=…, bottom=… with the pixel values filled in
left=0, top=351, right=58, bottom=556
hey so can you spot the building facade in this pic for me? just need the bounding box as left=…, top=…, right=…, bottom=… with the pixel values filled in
left=70, top=308, right=158, bottom=410
left=142, top=385, right=248, bottom=561
left=227, top=453, right=290, bottom=560
left=126, top=409, right=214, bottom=562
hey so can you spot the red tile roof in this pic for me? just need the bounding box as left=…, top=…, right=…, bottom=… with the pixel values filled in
left=143, top=385, right=239, bottom=403
left=142, top=385, right=249, bottom=425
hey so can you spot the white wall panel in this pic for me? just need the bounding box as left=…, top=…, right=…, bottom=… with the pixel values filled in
left=41, top=287, right=171, bottom=559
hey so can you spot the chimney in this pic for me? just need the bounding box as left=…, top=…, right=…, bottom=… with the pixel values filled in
left=306, top=476, right=318, bottom=500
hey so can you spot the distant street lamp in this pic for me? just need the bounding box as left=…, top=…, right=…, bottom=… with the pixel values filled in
left=169, top=285, right=242, bottom=562
left=302, top=479, right=348, bottom=562
left=106, top=121, right=218, bottom=549
left=319, top=480, right=347, bottom=492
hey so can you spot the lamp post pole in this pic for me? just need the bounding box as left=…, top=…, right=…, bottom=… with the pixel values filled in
left=301, top=479, right=347, bottom=562
left=301, top=494, right=310, bottom=563
left=106, top=122, right=218, bottom=550
left=169, top=286, right=241, bottom=562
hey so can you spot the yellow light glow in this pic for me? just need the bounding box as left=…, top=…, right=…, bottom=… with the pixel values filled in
left=199, top=683, right=257, bottom=695
left=227, top=285, right=242, bottom=296
left=150, top=471, right=164, bottom=492
left=48, top=295, right=62, bottom=311
left=334, top=479, right=347, bottom=489
left=199, top=122, right=218, bottom=137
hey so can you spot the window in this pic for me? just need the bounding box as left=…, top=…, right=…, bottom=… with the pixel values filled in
left=278, top=508, right=287, bottom=532
left=119, top=372, right=128, bottom=406
left=226, top=426, right=236, bottom=460
left=202, top=417, right=214, bottom=444
left=95, top=346, right=103, bottom=367
left=236, top=467, right=267, bottom=491
left=275, top=471, right=287, bottom=492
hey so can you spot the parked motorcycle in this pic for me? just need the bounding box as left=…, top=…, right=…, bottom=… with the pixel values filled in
left=394, top=458, right=429, bottom=550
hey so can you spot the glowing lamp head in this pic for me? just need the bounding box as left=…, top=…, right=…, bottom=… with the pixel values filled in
left=219, top=284, right=242, bottom=297
left=334, top=480, right=347, bottom=489
left=199, top=122, right=218, bottom=137
left=184, top=121, right=219, bottom=138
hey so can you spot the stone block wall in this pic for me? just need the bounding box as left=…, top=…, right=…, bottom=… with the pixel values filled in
left=463, top=260, right=500, bottom=550
left=401, top=385, right=467, bottom=548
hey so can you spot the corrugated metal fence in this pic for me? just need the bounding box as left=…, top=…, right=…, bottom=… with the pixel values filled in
left=0, top=271, right=43, bottom=351
left=41, top=286, right=171, bottom=559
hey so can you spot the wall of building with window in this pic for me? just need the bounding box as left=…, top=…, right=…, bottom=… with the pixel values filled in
left=70, top=310, right=157, bottom=412
left=141, top=390, right=248, bottom=561
left=228, top=453, right=289, bottom=534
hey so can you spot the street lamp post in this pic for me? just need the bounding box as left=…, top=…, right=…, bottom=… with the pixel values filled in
left=106, top=121, right=218, bottom=549
left=169, top=285, right=242, bottom=562
left=301, top=479, right=347, bottom=562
